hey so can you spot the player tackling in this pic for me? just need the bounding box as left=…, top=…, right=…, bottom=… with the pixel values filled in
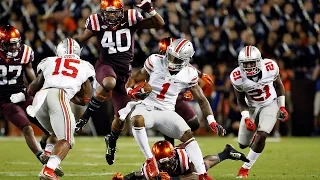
left=230, top=46, right=289, bottom=178
left=26, top=38, right=95, bottom=180
left=118, top=38, right=225, bottom=180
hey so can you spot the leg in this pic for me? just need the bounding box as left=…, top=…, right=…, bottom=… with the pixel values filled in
left=2, top=103, right=42, bottom=156
left=105, top=74, right=130, bottom=165
left=238, top=101, right=278, bottom=178
left=76, top=62, right=116, bottom=133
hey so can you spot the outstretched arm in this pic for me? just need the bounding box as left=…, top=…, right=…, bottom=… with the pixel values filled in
left=74, top=29, right=94, bottom=44
left=25, top=62, right=36, bottom=82
left=27, top=71, right=44, bottom=96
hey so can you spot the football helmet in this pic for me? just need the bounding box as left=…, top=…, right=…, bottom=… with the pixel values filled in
left=238, top=45, right=262, bottom=76
left=152, top=140, right=178, bottom=173
left=165, top=38, right=194, bottom=71
left=158, top=37, right=175, bottom=55
left=0, top=25, right=21, bottom=58
left=100, top=0, right=124, bottom=28
left=56, top=38, right=81, bottom=58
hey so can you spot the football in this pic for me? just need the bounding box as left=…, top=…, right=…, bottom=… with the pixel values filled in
left=135, top=81, right=152, bottom=93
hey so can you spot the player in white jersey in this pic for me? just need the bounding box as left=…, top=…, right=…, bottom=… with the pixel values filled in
left=119, top=38, right=226, bottom=180
left=230, top=46, right=289, bottom=178
left=26, top=38, right=95, bottom=180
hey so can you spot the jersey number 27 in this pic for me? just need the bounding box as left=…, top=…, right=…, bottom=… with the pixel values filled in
left=52, top=58, right=80, bottom=78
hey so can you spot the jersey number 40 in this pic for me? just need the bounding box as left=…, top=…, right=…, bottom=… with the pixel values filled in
left=101, top=29, right=131, bottom=54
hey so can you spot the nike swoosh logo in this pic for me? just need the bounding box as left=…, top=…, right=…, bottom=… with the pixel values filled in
left=43, top=171, right=53, bottom=177
left=121, top=22, right=127, bottom=26
left=14, top=58, right=20, bottom=61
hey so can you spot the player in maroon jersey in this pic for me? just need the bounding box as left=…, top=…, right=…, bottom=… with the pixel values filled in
left=74, top=0, right=165, bottom=165
left=158, top=37, right=214, bottom=146
left=0, top=25, right=61, bottom=173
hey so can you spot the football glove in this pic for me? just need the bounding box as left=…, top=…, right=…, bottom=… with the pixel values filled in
left=182, top=90, right=193, bottom=101
left=244, top=117, right=256, bottom=132
left=112, top=172, right=124, bottom=180
left=135, top=0, right=154, bottom=13
left=10, top=92, right=26, bottom=103
left=201, top=73, right=214, bottom=85
left=128, top=84, right=150, bottom=100
left=278, top=106, right=289, bottom=122
left=209, top=122, right=226, bottom=136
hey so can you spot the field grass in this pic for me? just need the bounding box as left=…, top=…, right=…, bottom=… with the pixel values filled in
left=0, top=136, right=319, bottom=180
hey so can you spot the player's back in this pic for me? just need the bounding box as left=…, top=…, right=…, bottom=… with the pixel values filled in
left=0, top=44, right=33, bottom=101
left=38, top=56, right=95, bottom=99
left=85, top=9, right=143, bottom=73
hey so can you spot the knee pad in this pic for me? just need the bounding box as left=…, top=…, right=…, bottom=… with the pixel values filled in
left=186, top=116, right=200, bottom=132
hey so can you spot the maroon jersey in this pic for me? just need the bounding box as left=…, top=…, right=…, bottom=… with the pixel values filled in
left=0, top=44, right=34, bottom=101
left=85, top=9, right=143, bottom=74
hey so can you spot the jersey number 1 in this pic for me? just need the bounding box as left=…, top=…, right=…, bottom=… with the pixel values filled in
left=52, top=58, right=80, bottom=78
left=157, top=83, right=170, bottom=100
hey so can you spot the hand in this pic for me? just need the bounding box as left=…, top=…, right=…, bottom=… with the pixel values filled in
left=112, top=172, right=124, bottom=180
left=135, top=0, right=154, bottom=13
left=182, top=90, right=193, bottom=101
left=159, top=172, right=171, bottom=180
left=209, top=122, right=226, bottom=136
left=278, top=106, right=289, bottom=122
left=244, top=117, right=256, bottom=132
left=128, top=84, right=150, bottom=100
left=10, top=92, right=26, bottom=103
left=201, top=73, right=214, bottom=85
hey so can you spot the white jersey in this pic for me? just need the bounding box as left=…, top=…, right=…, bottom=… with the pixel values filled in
left=37, top=56, right=95, bottom=99
left=142, top=54, right=198, bottom=111
left=230, top=58, right=279, bottom=108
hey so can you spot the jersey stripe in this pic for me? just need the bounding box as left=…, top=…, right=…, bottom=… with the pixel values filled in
left=128, top=9, right=134, bottom=26
left=21, top=45, right=31, bottom=64
left=175, top=39, right=188, bottom=53
left=132, top=9, right=137, bottom=24
left=177, top=149, right=188, bottom=173
left=90, top=14, right=100, bottom=31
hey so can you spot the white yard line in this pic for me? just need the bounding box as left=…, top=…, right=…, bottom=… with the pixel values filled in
left=9, top=161, right=142, bottom=166
left=0, top=172, right=115, bottom=177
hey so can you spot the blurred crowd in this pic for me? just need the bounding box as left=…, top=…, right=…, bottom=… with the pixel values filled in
left=1, top=0, right=320, bottom=136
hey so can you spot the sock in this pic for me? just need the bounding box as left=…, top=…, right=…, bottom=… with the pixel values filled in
left=164, top=134, right=175, bottom=146
left=184, top=139, right=206, bottom=174
left=132, top=127, right=153, bottom=159
left=44, top=144, right=54, bottom=155
left=81, top=96, right=104, bottom=120
left=39, top=140, right=46, bottom=150
left=242, top=148, right=261, bottom=169
left=217, top=150, right=229, bottom=162
left=47, top=155, right=61, bottom=170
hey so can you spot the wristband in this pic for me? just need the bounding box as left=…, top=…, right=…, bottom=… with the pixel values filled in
left=206, top=115, right=216, bottom=124
left=241, top=111, right=250, bottom=118
left=278, top=95, right=285, bottom=107
left=126, top=87, right=132, bottom=94
left=148, top=9, right=156, bottom=16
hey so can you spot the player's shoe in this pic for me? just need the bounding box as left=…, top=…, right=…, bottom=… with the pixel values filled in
left=199, top=173, right=214, bottom=180
left=39, top=154, right=64, bottom=177
left=75, top=117, right=89, bottom=134
left=225, top=144, right=250, bottom=162
left=105, top=134, right=117, bottom=165
left=236, top=167, right=249, bottom=178
left=145, top=157, right=159, bottom=178
left=39, top=166, right=59, bottom=180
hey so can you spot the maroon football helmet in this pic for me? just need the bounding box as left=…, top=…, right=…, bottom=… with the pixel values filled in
left=100, top=0, right=124, bottom=29
left=0, top=25, right=21, bottom=58
left=158, top=37, right=175, bottom=55
left=152, top=140, right=178, bottom=173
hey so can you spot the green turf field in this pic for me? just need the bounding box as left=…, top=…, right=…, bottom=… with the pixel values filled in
left=0, top=136, right=319, bottom=180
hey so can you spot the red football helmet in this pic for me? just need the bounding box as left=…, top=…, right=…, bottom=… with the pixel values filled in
left=158, top=37, right=175, bottom=55
left=100, top=0, right=124, bottom=28
left=152, top=140, right=178, bottom=173
left=0, top=25, right=21, bottom=58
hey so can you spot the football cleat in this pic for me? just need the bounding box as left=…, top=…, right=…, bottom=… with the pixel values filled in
left=198, top=173, right=214, bottom=180
left=224, top=144, right=250, bottom=163
left=236, top=167, right=249, bottom=178
left=105, top=134, right=117, bottom=165
left=75, top=117, right=89, bottom=134
left=39, top=154, right=64, bottom=177
left=39, top=166, right=59, bottom=180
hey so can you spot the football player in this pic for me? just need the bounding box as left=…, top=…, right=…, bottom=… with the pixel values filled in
left=74, top=0, right=165, bottom=165
left=113, top=140, right=249, bottom=180
left=0, top=25, right=54, bottom=166
left=158, top=37, right=214, bottom=146
left=230, top=46, right=289, bottom=178
left=118, top=38, right=226, bottom=179
left=26, top=38, right=95, bottom=180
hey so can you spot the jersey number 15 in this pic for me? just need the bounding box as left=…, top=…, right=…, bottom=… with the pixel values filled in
left=52, top=58, right=80, bottom=78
